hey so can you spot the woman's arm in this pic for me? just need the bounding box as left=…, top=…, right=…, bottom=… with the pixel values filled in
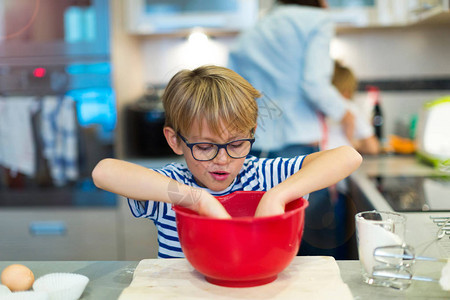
left=255, top=145, right=362, bottom=217
left=92, top=158, right=230, bottom=218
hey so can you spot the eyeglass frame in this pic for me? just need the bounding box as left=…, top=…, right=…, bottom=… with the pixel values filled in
left=177, top=132, right=255, bottom=161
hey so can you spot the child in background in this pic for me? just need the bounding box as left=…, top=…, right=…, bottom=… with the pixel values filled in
left=324, top=61, right=379, bottom=259
left=92, top=65, right=362, bottom=258
left=326, top=61, right=380, bottom=155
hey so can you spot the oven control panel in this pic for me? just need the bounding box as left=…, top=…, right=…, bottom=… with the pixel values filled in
left=0, top=65, right=68, bottom=95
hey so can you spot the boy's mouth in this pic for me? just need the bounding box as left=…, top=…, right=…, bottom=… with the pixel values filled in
left=209, top=171, right=230, bottom=181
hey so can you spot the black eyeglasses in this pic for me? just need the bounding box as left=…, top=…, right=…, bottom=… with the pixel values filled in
left=177, top=132, right=255, bottom=161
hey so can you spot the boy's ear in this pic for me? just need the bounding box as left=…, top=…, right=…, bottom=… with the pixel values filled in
left=251, top=125, right=257, bottom=137
left=163, top=127, right=183, bottom=155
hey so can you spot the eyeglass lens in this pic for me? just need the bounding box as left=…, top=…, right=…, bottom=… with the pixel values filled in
left=192, top=140, right=252, bottom=160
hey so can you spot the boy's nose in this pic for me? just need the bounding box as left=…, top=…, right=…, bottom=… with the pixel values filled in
left=214, top=148, right=230, bottom=164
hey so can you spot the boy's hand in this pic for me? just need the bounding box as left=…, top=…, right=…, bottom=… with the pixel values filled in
left=194, top=190, right=232, bottom=219
left=254, top=190, right=285, bottom=217
left=167, top=181, right=230, bottom=219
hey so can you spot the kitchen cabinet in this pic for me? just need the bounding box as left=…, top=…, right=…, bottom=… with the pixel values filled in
left=0, top=157, right=180, bottom=261
left=0, top=208, right=119, bottom=260
left=329, top=0, right=450, bottom=29
left=125, top=0, right=258, bottom=36
left=118, top=196, right=159, bottom=260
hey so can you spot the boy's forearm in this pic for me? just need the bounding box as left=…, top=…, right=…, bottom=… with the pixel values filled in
left=92, top=158, right=231, bottom=218
left=272, top=145, right=362, bottom=204
left=92, top=158, right=177, bottom=203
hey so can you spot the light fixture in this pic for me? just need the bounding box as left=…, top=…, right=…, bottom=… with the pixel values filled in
left=187, top=29, right=209, bottom=45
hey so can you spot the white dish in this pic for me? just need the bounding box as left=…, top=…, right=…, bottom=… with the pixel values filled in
left=0, top=284, right=12, bottom=295
left=32, top=273, right=89, bottom=300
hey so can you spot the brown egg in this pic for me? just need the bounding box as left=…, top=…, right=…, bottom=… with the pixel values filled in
left=1, top=264, right=35, bottom=292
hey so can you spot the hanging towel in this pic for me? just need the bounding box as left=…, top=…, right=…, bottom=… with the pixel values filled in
left=40, top=96, right=79, bottom=186
left=0, top=96, right=38, bottom=177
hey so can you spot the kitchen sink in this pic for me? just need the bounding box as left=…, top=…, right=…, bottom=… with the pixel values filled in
left=371, top=175, right=450, bottom=212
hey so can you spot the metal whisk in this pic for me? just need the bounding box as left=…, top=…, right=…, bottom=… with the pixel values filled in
left=372, top=244, right=447, bottom=283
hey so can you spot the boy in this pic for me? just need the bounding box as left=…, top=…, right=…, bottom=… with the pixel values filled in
left=92, top=65, right=362, bottom=258
left=316, top=61, right=379, bottom=258
left=327, top=61, right=380, bottom=155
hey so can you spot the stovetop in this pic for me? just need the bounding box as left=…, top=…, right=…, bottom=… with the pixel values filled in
left=371, top=175, right=450, bottom=212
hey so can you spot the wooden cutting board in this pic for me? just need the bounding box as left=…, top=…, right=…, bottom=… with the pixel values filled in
left=119, top=256, right=353, bottom=299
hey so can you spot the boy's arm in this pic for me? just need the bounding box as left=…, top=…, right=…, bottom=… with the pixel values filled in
left=92, top=158, right=230, bottom=219
left=255, top=145, right=362, bottom=217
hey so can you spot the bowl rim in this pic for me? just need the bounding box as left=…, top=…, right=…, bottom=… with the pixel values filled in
left=173, top=191, right=309, bottom=223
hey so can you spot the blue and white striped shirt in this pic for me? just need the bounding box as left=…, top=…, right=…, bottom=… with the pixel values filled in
left=127, top=155, right=306, bottom=258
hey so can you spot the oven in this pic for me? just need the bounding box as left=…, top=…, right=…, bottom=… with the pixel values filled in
left=0, top=0, right=116, bottom=208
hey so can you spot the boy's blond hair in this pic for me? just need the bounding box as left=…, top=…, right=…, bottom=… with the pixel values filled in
left=162, top=65, right=260, bottom=137
left=332, top=61, right=358, bottom=100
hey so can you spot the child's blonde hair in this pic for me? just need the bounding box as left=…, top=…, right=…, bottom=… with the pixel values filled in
left=332, top=61, right=358, bottom=100
left=162, top=65, right=260, bottom=137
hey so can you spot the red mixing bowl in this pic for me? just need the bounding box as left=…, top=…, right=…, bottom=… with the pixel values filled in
left=173, top=191, right=309, bottom=287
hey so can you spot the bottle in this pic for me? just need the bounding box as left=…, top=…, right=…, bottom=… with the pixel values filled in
left=367, top=86, right=384, bottom=141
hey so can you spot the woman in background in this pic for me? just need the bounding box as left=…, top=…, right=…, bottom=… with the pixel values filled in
left=228, top=0, right=356, bottom=257
left=228, top=0, right=355, bottom=158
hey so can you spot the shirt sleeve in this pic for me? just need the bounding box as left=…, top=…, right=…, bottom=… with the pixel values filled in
left=127, top=196, right=158, bottom=219
left=302, top=17, right=348, bottom=122
left=263, top=156, right=310, bottom=201
left=256, top=155, right=306, bottom=190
